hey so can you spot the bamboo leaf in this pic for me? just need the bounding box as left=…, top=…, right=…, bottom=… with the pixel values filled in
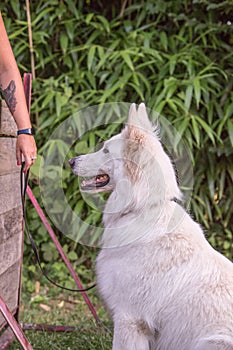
left=185, top=85, right=193, bottom=111
left=128, top=83, right=145, bottom=101
left=193, top=77, right=201, bottom=109
left=160, top=31, right=168, bottom=51
left=166, top=99, right=178, bottom=114
left=60, top=32, right=68, bottom=54
left=85, top=13, right=94, bottom=24
left=173, top=118, right=189, bottom=149
left=169, top=56, right=177, bottom=75
left=191, top=117, right=200, bottom=147
left=219, top=169, right=226, bottom=200
left=87, top=45, right=96, bottom=71
left=96, top=15, right=110, bottom=33
left=227, top=119, right=233, bottom=147
left=120, top=51, right=134, bottom=71
left=195, top=116, right=216, bottom=145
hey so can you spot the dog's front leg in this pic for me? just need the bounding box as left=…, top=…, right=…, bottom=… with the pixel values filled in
left=112, top=317, right=152, bottom=350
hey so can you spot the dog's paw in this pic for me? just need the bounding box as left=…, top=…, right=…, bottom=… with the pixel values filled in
left=193, top=334, right=233, bottom=350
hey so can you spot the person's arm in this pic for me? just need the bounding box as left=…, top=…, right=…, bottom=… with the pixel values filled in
left=0, top=12, right=36, bottom=172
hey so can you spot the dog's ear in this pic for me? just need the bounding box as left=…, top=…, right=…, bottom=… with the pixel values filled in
left=127, top=103, right=152, bottom=130
left=123, top=103, right=153, bottom=183
left=127, top=103, right=137, bottom=125
left=126, top=103, right=153, bottom=145
left=137, top=103, right=153, bottom=130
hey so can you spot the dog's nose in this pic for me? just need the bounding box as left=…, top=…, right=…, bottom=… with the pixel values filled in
left=69, top=158, right=76, bottom=168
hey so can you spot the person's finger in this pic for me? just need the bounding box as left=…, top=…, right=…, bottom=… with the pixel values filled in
left=16, top=141, right=22, bottom=166
left=23, top=154, right=33, bottom=173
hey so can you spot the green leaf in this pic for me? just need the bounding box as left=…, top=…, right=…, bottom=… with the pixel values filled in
left=173, top=118, right=189, bottom=148
left=193, top=77, right=201, bottom=109
left=166, top=98, right=178, bottom=113
left=128, top=83, right=145, bottom=101
left=160, top=31, right=168, bottom=51
left=42, top=92, right=55, bottom=109
left=195, top=115, right=216, bottom=145
left=75, top=140, right=89, bottom=154
left=96, top=15, right=110, bottom=33
left=185, top=85, right=193, bottom=111
left=191, top=116, right=200, bottom=147
left=67, top=251, right=78, bottom=261
left=155, top=100, right=166, bottom=114
left=169, top=56, right=177, bottom=75
left=87, top=45, right=96, bottom=71
left=60, top=32, right=68, bottom=54
left=227, top=119, right=233, bottom=147
left=85, top=13, right=94, bottom=24
left=55, top=95, right=62, bottom=117
left=120, top=51, right=134, bottom=71
left=74, top=200, right=84, bottom=213
left=219, top=169, right=226, bottom=200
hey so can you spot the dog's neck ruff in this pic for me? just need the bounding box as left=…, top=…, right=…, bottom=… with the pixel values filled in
left=101, top=200, right=184, bottom=249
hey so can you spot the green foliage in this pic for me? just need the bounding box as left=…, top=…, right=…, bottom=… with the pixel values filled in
left=0, top=0, right=232, bottom=269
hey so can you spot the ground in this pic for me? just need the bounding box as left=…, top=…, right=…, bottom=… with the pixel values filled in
left=8, top=285, right=112, bottom=350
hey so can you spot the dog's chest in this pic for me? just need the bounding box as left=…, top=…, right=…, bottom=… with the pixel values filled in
left=96, top=249, right=135, bottom=294
left=95, top=246, right=158, bottom=313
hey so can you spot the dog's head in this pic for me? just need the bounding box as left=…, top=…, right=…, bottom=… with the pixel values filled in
left=69, top=131, right=124, bottom=193
left=69, top=103, right=182, bottom=205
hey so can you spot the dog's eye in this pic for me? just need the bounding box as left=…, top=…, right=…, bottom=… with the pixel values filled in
left=103, top=148, right=109, bottom=154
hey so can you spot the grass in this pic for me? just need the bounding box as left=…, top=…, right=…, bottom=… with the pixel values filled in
left=8, top=283, right=113, bottom=350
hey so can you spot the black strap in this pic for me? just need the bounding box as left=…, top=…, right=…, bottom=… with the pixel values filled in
left=20, top=163, right=96, bottom=293
left=17, top=128, right=36, bottom=136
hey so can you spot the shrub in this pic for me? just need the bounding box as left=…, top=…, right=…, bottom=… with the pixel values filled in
left=1, top=0, right=232, bottom=269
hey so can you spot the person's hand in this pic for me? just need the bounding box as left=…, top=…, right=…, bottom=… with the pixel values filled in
left=16, top=134, right=37, bottom=173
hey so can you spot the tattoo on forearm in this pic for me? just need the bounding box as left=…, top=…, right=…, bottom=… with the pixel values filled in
left=0, top=80, right=17, bottom=113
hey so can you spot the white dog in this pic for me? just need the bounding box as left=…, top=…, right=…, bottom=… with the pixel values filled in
left=70, top=103, right=233, bottom=350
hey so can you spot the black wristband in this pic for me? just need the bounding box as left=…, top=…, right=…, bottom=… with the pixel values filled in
left=17, top=128, right=35, bottom=136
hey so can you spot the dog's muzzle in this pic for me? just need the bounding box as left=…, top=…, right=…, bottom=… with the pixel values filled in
left=69, top=157, right=110, bottom=191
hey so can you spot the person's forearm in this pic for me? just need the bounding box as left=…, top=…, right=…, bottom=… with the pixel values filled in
left=0, top=68, right=32, bottom=129
left=0, top=13, right=32, bottom=130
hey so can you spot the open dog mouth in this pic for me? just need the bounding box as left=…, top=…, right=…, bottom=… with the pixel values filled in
left=80, top=174, right=110, bottom=190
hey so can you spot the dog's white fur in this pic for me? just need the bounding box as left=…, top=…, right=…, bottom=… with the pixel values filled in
left=71, top=103, right=233, bottom=350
